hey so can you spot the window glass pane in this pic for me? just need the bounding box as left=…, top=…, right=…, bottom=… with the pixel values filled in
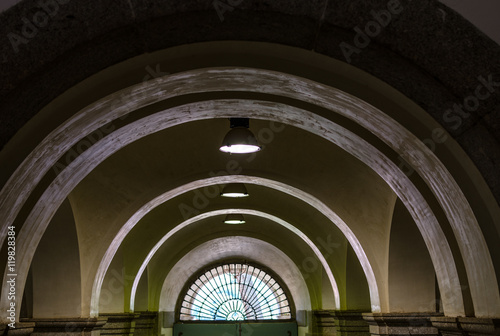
left=179, top=262, right=292, bottom=321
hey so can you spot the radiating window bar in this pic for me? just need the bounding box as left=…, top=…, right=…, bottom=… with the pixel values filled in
left=180, top=263, right=291, bottom=321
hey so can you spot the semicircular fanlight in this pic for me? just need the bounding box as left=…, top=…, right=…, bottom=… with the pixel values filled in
left=179, top=263, right=291, bottom=321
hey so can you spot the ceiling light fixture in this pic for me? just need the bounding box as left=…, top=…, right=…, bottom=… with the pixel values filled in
left=220, top=183, right=249, bottom=198
left=219, top=118, right=261, bottom=154
left=223, top=214, right=246, bottom=225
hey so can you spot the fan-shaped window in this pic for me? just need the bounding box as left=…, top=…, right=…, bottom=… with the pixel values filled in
left=179, top=263, right=292, bottom=321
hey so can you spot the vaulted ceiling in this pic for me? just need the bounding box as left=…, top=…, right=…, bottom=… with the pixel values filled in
left=0, top=0, right=499, bottom=324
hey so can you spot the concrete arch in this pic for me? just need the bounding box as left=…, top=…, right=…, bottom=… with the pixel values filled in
left=0, top=68, right=495, bottom=318
left=0, top=97, right=464, bottom=320
left=129, top=209, right=340, bottom=312
left=82, top=174, right=373, bottom=317
left=157, top=236, right=312, bottom=313
left=88, top=174, right=374, bottom=316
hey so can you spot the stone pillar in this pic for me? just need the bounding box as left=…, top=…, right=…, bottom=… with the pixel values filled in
left=363, top=313, right=442, bottom=336
left=331, top=311, right=370, bottom=336
left=133, top=312, right=158, bottom=336
left=431, top=316, right=500, bottom=336
left=100, top=314, right=139, bottom=336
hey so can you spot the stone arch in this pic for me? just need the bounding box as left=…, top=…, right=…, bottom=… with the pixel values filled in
left=0, top=61, right=497, bottom=321
left=1, top=95, right=466, bottom=319
left=157, top=236, right=312, bottom=313
left=127, top=209, right=341, bottom=312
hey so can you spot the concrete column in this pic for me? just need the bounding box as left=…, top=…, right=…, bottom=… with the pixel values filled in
left=331, top=311, right=369, bottom=336
left=100, top=314, right=139, bottom=336
left=431, top=316, right=500, bottom=336
left=133, top=312, right=158, bottom=336
left=363, top=313, right=442, bottom=336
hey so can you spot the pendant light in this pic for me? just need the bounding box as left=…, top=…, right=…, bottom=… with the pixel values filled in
left=224, top=214, right=246, bottom=224
left=220, top=183, right=249, bottom=198
left=219, top=118, right=261, bottom=154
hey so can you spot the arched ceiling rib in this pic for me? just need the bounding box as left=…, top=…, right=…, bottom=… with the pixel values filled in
left=157, top=236, right=312, bottom=313
left=1, top=97, right=467, bottom=319
left=0, top=67, right=494, bottom=314
left=90, top=172, right=381, bottom=316
left=129, top=209, right=341, bottom=312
